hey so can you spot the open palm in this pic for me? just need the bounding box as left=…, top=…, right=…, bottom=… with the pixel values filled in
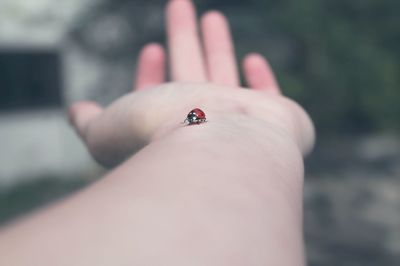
left=69, top=0, right=314, bottom=167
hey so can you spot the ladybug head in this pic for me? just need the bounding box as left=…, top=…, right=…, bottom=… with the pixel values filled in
left=187, top=112, right=198, bottom=121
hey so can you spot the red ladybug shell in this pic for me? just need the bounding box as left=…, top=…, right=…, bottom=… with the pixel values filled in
left=191, top=108, right=205, bottom=119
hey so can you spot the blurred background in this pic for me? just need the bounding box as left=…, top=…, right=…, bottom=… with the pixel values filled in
left=0, top=0, right=399, bottom=265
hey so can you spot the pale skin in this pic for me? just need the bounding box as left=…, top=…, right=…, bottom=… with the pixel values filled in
left=0, top=0, right=315, bottom=265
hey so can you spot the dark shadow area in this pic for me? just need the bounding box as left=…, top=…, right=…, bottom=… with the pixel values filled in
left=0, top=50, right=62, bottom=111
left=0, top=177, right=89, bottom=226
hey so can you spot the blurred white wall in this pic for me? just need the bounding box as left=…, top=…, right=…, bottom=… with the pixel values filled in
left=0, top=0, right=96, bottom=47
left=0, top=110, right=98, bottom=188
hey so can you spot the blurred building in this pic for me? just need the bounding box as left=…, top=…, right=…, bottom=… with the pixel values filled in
left=0, top=0, right=166, bottom=186
left=0, top=0, right=99, bottom=187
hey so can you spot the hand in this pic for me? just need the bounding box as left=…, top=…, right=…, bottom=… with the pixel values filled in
left=69, top=0, right=315, bottom=167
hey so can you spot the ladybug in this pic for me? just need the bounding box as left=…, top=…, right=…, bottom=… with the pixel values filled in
left=184, top=108, right=206, bottom=125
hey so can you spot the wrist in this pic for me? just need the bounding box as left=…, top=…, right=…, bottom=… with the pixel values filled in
left=150, top=113, right=305, bottom=192
left=153, top=112, right=303, bottom=158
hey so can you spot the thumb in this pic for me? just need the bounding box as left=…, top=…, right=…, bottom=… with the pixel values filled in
left=68, top=101, right=103, bottom=140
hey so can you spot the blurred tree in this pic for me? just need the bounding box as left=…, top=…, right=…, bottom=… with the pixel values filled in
left=198, top=0, right=400, bottom=134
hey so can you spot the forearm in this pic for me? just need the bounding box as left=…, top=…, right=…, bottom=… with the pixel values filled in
left=0, top=116, right=305, bottom=266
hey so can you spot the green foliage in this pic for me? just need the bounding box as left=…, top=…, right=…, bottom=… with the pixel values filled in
left=266, top=0, right=399, bottom=133
left=201, top=0, right=400, bottom=134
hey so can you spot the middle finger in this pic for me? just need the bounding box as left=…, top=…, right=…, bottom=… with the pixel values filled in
left=201, top=11, right=239, bottom=87
left=166, top=0, right=207, bottom=82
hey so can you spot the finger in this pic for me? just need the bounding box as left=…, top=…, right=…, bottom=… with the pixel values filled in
left=243, top=53, right=281, bottom=94
left=166, top=0, right=207, bottom=82
left=68, top=101, right=103, bottom=140
left=201, top=11, right=239, bottom=87
left=135, top=43, right=166, bottom=90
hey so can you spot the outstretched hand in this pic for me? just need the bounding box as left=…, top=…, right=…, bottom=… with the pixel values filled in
left=69, top=0, right=314, bottom=167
